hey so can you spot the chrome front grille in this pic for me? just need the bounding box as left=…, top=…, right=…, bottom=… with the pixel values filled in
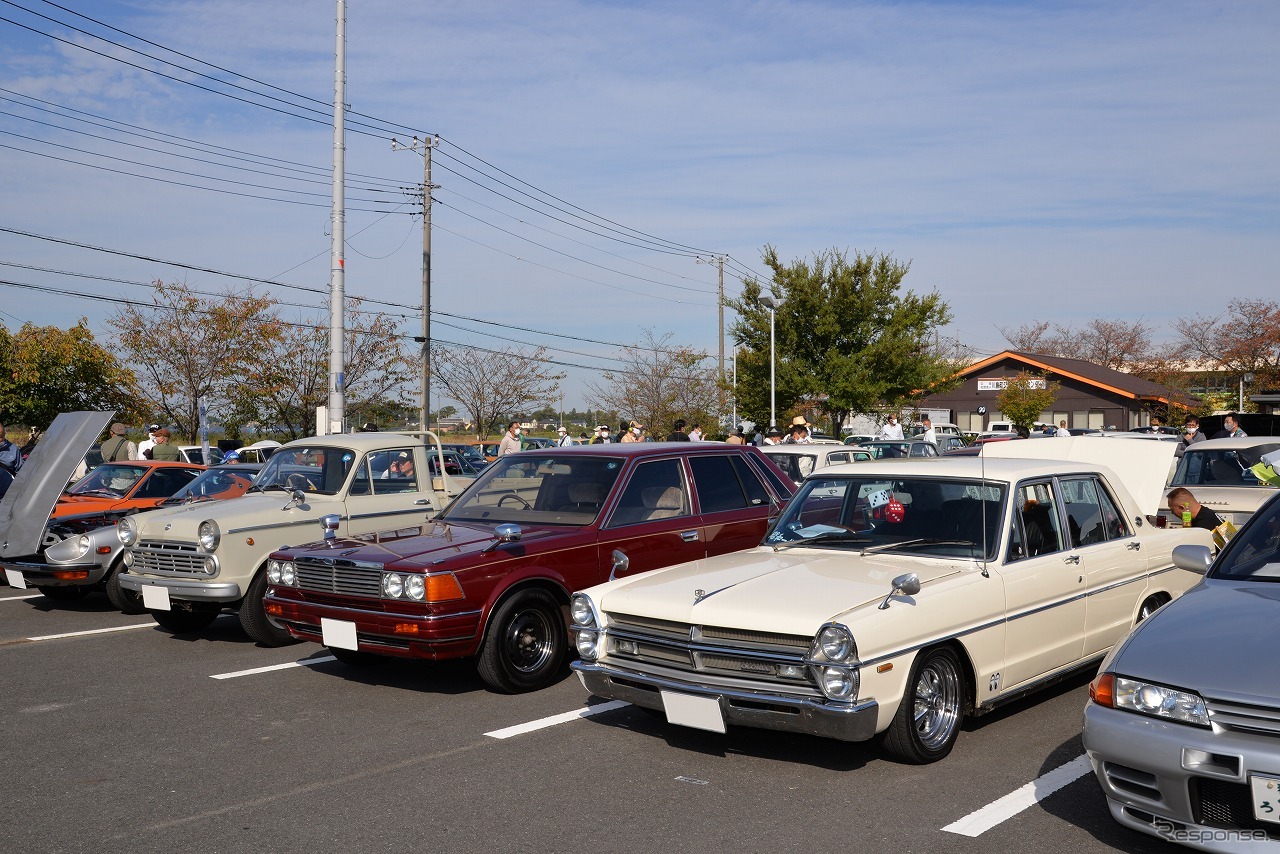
left=1207, top=697, right=1280, bottom=736
left=604, top=611, right=816, bottom=689
left=131, top=540, right=209, bottom=576
left=294, top=557, right=382, bottom=598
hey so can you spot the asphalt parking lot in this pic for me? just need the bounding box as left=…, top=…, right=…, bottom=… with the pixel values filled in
left=2, top=587, right=1186, bottom=853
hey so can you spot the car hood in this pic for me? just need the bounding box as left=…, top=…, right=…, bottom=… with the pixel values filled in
left=0, top=410, right=114, bottom=558
left=278, top=521, right=577, bottom=567
left=129, top=492, right=352, bottom=542
left=1111, top=580, right=1280, bottom=704
left=597, top=548, right=964, bottom=637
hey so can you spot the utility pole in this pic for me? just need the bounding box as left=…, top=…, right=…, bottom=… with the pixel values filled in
left=393, top=135, right=437, bottom=435
left=697, top=255, right=727, bottom=426
left=326, top=0, right=347, bottom=435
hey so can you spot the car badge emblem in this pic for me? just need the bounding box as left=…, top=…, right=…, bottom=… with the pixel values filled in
left=693, top=588, right=706, bottom=604
left=164, top=523, right=172, bottom=531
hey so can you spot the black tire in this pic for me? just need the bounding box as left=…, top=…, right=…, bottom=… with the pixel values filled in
left=36, top=585, right=90, bottom=602
left=1137, top=594, right=1169, bottom=623
left=152, top=608, right=219, bottom=633
left=476, top=588, right=566, bottom=694
left=104, top=562, right=147, bottom=614
left=327, top=647, right=387, bottom=667
left=882, top=646, right=965, bottom=764
left=239, top=570, right=298, bottom=647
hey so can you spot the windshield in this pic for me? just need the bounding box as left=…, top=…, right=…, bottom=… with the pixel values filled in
left=69, top=464, right=147, bottom=496
left=166, top=467, right=258, bottom=503
left=766, top=475, right=1006, bottom=560
left=1172, top=443, right=1280, bottom=488
left=253, top=446, right=356, bottom=496
left=1211, top=496, right=1280, bottom=581
left=443, top=453, right=625, bottom=526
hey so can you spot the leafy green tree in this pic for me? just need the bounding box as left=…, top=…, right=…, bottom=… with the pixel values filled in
left=995, top=372, right=1061, bottom=430
left=727, top=247, right=955, bottom=434
left=0, top=320, right=138, bottom=429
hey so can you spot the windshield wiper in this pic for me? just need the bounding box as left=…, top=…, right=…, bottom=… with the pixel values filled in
left=772, top=531, right=873, bottom=552
left=861, top=538, right=979, bottom=555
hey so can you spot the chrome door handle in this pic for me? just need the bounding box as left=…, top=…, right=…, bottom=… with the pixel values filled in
left=1127, top=541, right=1142, bottom=550
left=1063, top=555, right=1081, bottom=565
left=414, top=499, right=430, bottom=505
left=680, top=530, right=699, bottom=543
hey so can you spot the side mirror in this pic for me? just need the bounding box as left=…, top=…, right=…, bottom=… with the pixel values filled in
left=1172, top=543, right=1212, bottom=575
left=878, top=572, right=921, bottom=610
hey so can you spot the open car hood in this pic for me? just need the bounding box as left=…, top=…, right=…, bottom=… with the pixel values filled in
left=0, top=411, right=114, bottom=558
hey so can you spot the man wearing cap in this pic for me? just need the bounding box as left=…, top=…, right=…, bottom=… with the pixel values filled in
left=762, top=426, right=783, bottom=446
left=557, top=426, right=574, bottom=447
left=149, top=428, right=183, bottom=461
left=622, top=420, right=645, bottom=443
left=138, top=424, right=160, bottom=459
left=101, top=423, right=139, bottom=462
left=591, top=425, right=614, bottom=444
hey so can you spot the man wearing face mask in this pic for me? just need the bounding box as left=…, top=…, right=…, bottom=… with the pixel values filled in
left=591, top=425, right=613, bottom=444
left=621, top=420, right=645, bottom=443
left=498, top=421, right=522, bottom=456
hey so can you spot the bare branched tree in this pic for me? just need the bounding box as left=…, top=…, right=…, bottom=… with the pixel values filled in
left=432, top=344, right=564, bottom=438
left=585, top=329, right=718, bottom=436
left=1174, top=298, right=1280, bottom=389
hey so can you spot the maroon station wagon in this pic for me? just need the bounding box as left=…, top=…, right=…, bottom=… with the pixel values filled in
left=263, top=443, right=793, bottom=693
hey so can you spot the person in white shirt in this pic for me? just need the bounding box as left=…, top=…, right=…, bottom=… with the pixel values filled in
left=688, top=423, right=703, bottom=441
left=919, top=416, right=937, bottom=445
left=762, top=426, right=783, bottom=446
left=1056, top=420, right=1071, bottom=437
left=878, top=414, right=904, bottom=441
left=557, top=426, right=574, bottom=446
left=138, top=424, right=160, bottom=459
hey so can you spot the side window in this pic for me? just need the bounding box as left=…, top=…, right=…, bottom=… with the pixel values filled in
left=826, top=452, right=850, bottom=465
left=690, top=455, right=749, bottom=514
left=1009, top=480, right=1064, bottom=561
left=1095, top=479, right=1129, bottom=540
left=729, top=456, right=770, bottom=507
left=372, top=449, right=419, bottom=495
left=606, top=459, right=690, bottom=527
left=1061, top=478, right=1109, bottom=547
left=349, top=458, right=373, bottom=496
left=746, top=452, right=793, bottom=498
left=136, top=469, right=198, bottom=499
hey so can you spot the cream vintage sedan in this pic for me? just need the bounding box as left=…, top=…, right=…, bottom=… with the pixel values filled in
left=570, top=454, right=1213, bottom=764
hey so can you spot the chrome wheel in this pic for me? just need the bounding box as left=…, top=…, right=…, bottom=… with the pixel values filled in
left=913, top=655, right=962, bottom=751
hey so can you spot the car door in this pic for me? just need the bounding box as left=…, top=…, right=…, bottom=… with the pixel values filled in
left=1063, top=476, right=1147, bottom=656
left=597, top=457, right=704, bottom=579
left=345, top=446, right=435, bottom=532
left=999, top=479, right=1086, bottom=689
left=687, top=453, right=776, bottom=557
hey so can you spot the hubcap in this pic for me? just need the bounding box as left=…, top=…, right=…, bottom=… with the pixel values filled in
left=912, top=657, right=961, bottom=750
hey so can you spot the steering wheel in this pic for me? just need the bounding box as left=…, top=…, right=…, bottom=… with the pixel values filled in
left=497, top=492, right=532, bottom=509
left=286, top=473, right=315, bottom=492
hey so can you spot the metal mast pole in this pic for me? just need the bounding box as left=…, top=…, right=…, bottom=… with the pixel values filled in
left=420, top=138, right=434, bottom=434
left=326, top=0, right=347, bottom=435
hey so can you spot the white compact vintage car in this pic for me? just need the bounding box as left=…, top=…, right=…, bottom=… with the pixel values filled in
left=570, top=452, right=1213, bottom=764
left=117, top=432, right=466, bottom=645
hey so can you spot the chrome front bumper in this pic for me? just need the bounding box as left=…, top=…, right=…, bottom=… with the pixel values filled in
left=572, top=660, right=879, bottom=742
left=117, top=572, right=242, bottom=602
left=1, top=559, right=108, bottom=587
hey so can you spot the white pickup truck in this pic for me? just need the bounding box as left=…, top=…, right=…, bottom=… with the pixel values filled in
left=118, top=431, right=469, bottom=645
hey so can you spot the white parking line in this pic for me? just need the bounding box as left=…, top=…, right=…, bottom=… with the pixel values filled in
left=943, top=753, right=1093, bottom=837
left=28, top=623, right=155, bottom=642
left=484, top=700, right=631, bottom=739
left=210, top=656, right=337, bottom=680
left=1, top=594, right=42, bottom=602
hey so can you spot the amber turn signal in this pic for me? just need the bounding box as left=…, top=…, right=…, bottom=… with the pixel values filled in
left=50, top=570, right=90, bottom=580
left=393, top=623, right=420, bottom=635
left=423, top=573, right=465, bottom=603
left=1089, top=672, right=1115, bottom=707
left=264, top=602, right=284, bottom=617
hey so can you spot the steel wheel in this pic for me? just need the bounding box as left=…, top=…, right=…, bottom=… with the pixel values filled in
left=476, top=589, right=566, bottom=693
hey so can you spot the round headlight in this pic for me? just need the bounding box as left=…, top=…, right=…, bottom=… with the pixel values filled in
left=281, top=562, right=296, bottom=586
left=404, top=575, right=426, bottom=601
left=197, top=520, right=220, bottom=552
left=117, top=517, right=137, bottom=546
left=570, top=593, right=596, bottom=627
left=576, top=630, right=600, bottom=660
left=821, top=666, right=854, bottom=700
left=203, top=556, right=216, bottom=574
left=382, top=572, right=404, bottom=598
left=817, top=625, right=854, bottom=662
left=121, top=549, right=134, bottom=567
left=74, top=535, right=92, bottom=558
left=268, top=560, right=282, bottom=583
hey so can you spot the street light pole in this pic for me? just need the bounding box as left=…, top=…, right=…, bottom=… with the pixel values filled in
left=759, top=295, right=782, bottom=430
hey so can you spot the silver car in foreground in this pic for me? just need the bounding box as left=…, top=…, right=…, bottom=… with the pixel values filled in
left=1083, top=490, right=1280, bottom=851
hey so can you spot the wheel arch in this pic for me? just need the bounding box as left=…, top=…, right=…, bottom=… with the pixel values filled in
left=477, top=575, right=572, bottom=645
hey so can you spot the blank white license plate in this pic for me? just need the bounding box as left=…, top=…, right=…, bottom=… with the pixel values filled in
left=1251, top=774, right=1280, bottom=824
left=140, top=585, right=171, bottom=611
left=4, top=569, right=26, bottom=589
left=660, top=690, right=725, bottom=734
left=321, top=618, right=358, bottom=650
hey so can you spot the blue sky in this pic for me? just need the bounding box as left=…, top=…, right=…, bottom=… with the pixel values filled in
left=1, top=0, right=1276, bottom=412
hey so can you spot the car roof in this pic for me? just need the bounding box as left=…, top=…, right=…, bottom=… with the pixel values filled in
left=820, top=456, right=1117, bottom=482
left=1185, top=436, right=1280, bottom=450
left=494, top=441, right=764, bottom=457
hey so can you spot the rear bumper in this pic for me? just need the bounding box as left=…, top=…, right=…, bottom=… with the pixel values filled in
left=264, top=592, right=483, bottom=661
left=571, top=660, right=880, bottom=742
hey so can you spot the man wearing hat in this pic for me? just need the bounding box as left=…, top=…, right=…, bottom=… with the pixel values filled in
left=621, top=420, right=645, bottom=443
left=101, top=423, right=139, bottom=462
left=138, top=424, right=161, bottom=459
left=149, top=428, right=183, bottom=461
left=556, top=425, right=574, bottom=447
left=785, top=415, right=812, bottom=445
left=591, top=425, right=614, bottom=444
left=762, top=426, right=783, bottom=446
